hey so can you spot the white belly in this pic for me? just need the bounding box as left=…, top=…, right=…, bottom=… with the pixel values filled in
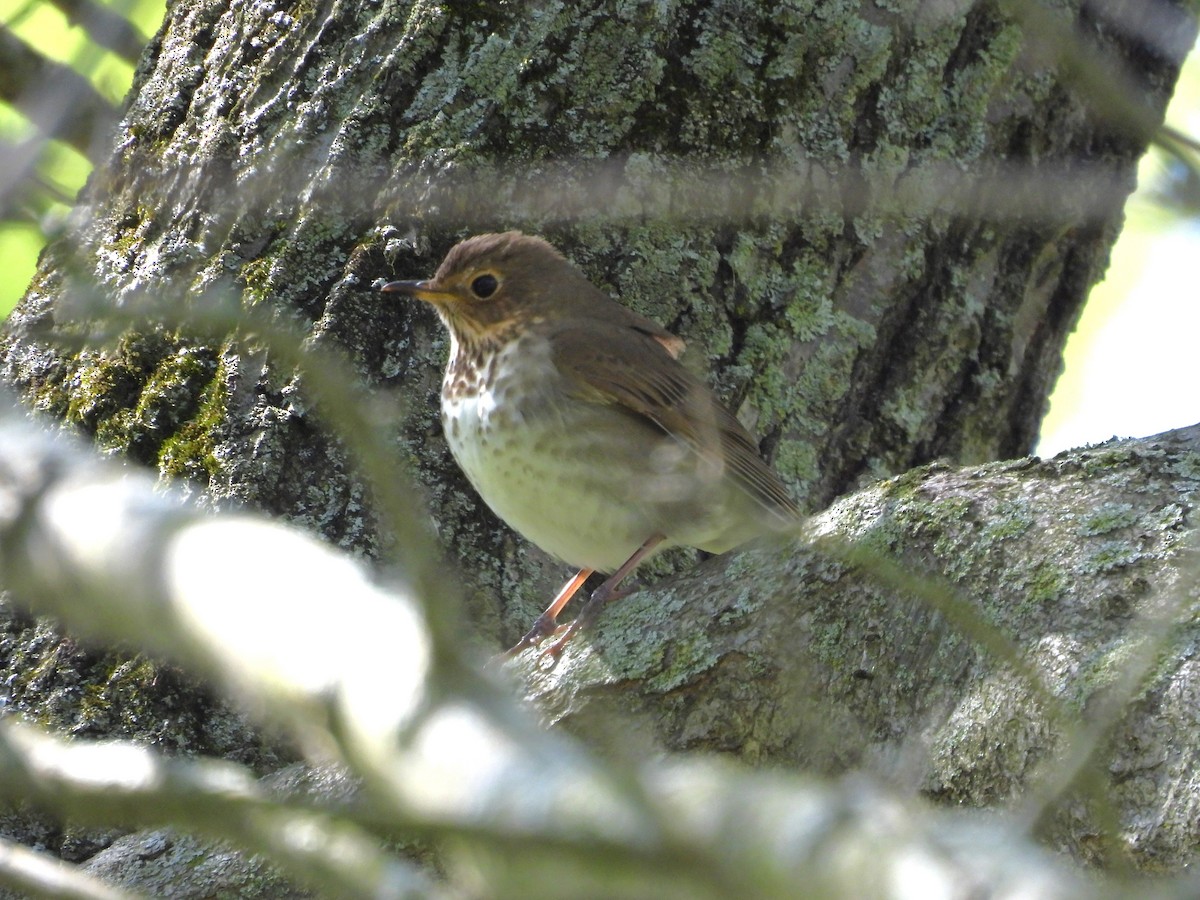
left=439, top=334, right=764, bottom=571
left=441, top=336, right=661, bottom=572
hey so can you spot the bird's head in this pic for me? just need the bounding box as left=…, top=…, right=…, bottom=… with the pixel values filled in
left=379, top=231, right=582, bottom=344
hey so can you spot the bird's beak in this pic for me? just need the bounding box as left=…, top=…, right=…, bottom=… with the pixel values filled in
left=377, top=279, right=457, bottom=305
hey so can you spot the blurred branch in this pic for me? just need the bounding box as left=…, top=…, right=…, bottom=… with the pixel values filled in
left=0, top=835, right=135, bottom=900
left=370, top=155, right=1163, bottom=226
left=45, top=291, right=470, bottom=648
left=0, top=139, right=78, bottom=227
left=0, top=390, right=1111, bottom=898
left=1000, top=0, right=1200, bottom=204
left=0, top=24, right=119, bottom=161
left=45, top=0, right=149, bottom=64
left=0, top=723, right=434, bottom=899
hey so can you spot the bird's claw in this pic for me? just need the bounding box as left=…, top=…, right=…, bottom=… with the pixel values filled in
left=493, top=581, right=640, bottom=668
left=491, top=613, right=567, bottom=665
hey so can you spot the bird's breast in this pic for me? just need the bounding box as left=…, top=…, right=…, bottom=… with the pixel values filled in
left=438, top=335, right=647, bottom=569
left=436, top=334, right=767, bottom=571
left=441, top=336, right=568, bottom=527
left=440, top=334, right=556, bottom=466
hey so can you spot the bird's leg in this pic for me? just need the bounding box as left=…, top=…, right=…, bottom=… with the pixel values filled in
left=541, top=534, right=664, bottom=660
left=497, top=567, right=594, bottom=660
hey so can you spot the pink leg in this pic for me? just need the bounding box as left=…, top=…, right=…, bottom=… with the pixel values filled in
left=497, top=567, right=594, bottom=659
left=541, top=534, right=665, bottom=660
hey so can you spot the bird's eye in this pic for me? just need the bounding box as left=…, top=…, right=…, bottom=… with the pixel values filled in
left=470, top=274, right=499, bottom=298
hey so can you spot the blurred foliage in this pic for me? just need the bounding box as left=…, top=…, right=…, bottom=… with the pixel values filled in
left=0, top=0, right=164, bottom=317
left=0, top=0, right=1197, bottom=441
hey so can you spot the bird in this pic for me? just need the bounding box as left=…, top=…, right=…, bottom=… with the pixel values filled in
left=379, top=231, right=799, bottom=660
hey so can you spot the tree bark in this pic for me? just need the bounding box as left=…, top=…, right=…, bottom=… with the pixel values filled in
left=522, top=423, right=1200, bottom=870
left=2, top=0, right=1190, bottom=638
left=0, top=394, right=1197, bottom=894
left=0, top=0, right=1196, bottom=889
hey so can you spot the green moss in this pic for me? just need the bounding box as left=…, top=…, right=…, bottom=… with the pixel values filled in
left=1025, top=560, right=1067, bottom=606
left=879, top=462, right=933, bottom=497
left=924, top=498, right=978, bottom=573
left=1166, top=450, right=1200, bottom=482
left=1078, top=502, right=1138, bottom=537
left=608, top=223, right=721, bottom=337
left=807, top=617, right=850, bottom=672
left=77, top=657, right=163, bottom=731
left=1079, top=447, right=1139, bottom=477
left=773, top=440, right=820, bottom=490
left=94, top=342, right=219, bottom=464
left=646, top=630, right=720, bottom=693
left=66, top=352, right=138, bottom=430
left=291, top=0, right=317, bottom=22
left=240, top=256, right=276, bottom=307
left=1072, top=639, right=1140, bottom=706
left=981, top=502, right=1035, bottom=542
left=65, top=332, right=172, bottom=434
left=738, top=321, right=791, bottom=418
left=1083, top=540, right=1143, bottom=575
left=888, top=490, right=970, bottom=541
left=101, top=202, right=155, bottom=259
left=782, top=252, right=836, bottom=340
left=1140, top=502, right=1185, bottom=536
left=159, top=355, right=229, bottom=481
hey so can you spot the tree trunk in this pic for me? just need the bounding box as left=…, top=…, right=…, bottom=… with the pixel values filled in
left=523, top=423, right=1200, bottom=870
left=0, top=0, right=1196, bottom=889
left=3, top=0, right=1189, bottom=639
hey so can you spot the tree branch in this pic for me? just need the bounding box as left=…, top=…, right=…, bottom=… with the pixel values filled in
left=0, top=390, right=1118, bottom=897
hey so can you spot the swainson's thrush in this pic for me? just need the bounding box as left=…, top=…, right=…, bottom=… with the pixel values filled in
left=381, top=232, right=798, bottom=659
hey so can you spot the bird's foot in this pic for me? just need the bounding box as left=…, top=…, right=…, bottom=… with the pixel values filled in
left=491, top=611, right=568, bottom=664
left=537, top=582, right=638, bottom=663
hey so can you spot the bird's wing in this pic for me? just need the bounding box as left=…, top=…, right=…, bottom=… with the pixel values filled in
left=550, top=321, right=799, bottom=522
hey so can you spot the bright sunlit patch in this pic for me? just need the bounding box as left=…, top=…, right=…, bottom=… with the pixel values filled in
left=889, top=847, right=955, bottom=900
left=1039, top=40, right=1200, bottom=456
left=164, top=517, right=432, bottom=736
left=1039, top=220, right=1200, bottom=456
left=6, top=721, right=162, bottom=791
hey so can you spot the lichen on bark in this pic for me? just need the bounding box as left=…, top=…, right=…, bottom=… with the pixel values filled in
left=0, top=7, right=1195, bottom=883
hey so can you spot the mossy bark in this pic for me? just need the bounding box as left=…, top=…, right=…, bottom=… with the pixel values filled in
left=0, top=0, right=1195, bottom=885
left=522, top=424, right=1200, bottom=870
left=3, top=1, right=1190, bottom=637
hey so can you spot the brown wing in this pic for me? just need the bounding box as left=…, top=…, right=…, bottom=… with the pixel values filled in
left=549, top=322, right=799, bottom=523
